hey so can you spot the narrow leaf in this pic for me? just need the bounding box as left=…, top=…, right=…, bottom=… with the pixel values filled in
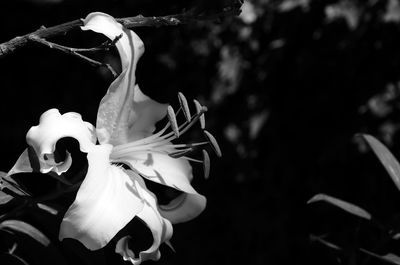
left=308, top=193, right=372, bottom=220
left=384, top=254, right=400, bottom=265
left=362, top=134, right=400, bottom=192
left=0, top=171, right=29, bottom=197
left=0, top=220, right=50, bottom=246
left=361, top=249, right=400, bottom=265
left=0, top=193, right=13, bottom=205
left=0, top=185, right=13, bottom=205
left=392, top=233, right=400, bottom=240
left=0, top=252, right=29, bottom=265
left=37, top=203, right=58, bottom=215
left=309, top=234, right=341, bottom=251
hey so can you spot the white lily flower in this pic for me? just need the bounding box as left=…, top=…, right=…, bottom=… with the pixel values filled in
left=8, top=12, right=212, bottom=264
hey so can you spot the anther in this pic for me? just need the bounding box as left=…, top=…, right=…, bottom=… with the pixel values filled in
left=193, top=99, right=206, bottom=129
left=178, top=92, right=191, bottom=122
left=203, top=130, right=222, bottom=157
left=202, top=149, right=210, bottom=179
left=167, top=105, right=180, bottom=138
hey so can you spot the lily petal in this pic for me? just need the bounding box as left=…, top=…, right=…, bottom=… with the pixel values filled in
left=113, top=151, right=207, bottom=223
left=26, top=109, right=96, bottom=174
left=82, top=12, right=167, bottom=145
left=59, top=144, right=145, bottom=250
left=113, top=151, right=198, bottom=194
left=8, top=148, right=37, bottom=176
left=115, top=180, right=173, bottom=265
left=159, top=193, right=206, bottom=224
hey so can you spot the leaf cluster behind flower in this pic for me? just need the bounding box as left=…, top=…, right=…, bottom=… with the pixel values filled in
left=308, top=133, right=400, bottom=265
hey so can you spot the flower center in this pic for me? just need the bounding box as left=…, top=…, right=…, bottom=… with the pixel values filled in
left=110, top=93, right=221, bottom=179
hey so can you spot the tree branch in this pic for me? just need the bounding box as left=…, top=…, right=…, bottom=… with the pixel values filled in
left=29, top=35, right=119, bottom=77
left=0, top=5, right=241, bottom=58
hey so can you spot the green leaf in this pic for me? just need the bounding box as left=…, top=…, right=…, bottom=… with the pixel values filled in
left=36, top=203, right=58, bottom=215
left=0, top=171, right=25, bottom=207
left=309, top=234, right=341, bottom=251
left=0, top=171, right=29, bottom=197
left=0, top=252, right=29, bottom=265
left=361, top=249, right=400, bottom=265
left=384, top=254, right=400, bottom=265
left=392, top=233, right=400, bottom=240
left=0, top=189, right=13, bottom=205
left=361, top=134, right=400, bottom=191
left=0, top=220, right=50, bottom=246
left=308, top=193, right=372, bottom=220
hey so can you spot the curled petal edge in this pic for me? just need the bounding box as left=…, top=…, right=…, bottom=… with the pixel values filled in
left=159, top=193, right=207, bottom=224
left=25, top=109, right=96, bottom=174
left=115, top=178, right=173, bottom=265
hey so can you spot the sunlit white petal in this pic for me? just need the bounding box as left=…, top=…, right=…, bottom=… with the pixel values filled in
left=26, top=109, right=96, bottom=174
left=113, top=151, right=198, bottom=194
left=59, top=144, right=145, bottom=250
left=115, top=181, right=173, bottom=265
left=82, top=12, right=167, bottom=145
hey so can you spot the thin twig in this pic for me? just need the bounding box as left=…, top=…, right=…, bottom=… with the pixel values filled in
left=0, top=181, right=81, bottom=222
left=30, top=33, right=122, bottom=54
left=0, top=4, right=241, bottom=58
left=28, top=35, right=118, bottom=77
left=65, top=33, right=123, bottom=53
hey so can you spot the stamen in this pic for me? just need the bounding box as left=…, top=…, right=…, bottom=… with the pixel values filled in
left=152, top=106, right=207, bottom=144
left=166, top=141, right=209, bottom=157
left=136, top=106, right=208, bottom=149
left=168, top=148, right=194, bottom=158
left=112, top=97, right=212, bottom=161
left=112, top=120, right=171, bottom=151
left=166, top=142, right=208, bottom=149
left=175, top=106, right=182, bottom=117
left=194, top=99, right=206, bottom=129
left=203, top=130, right=222, bottom=157
left=178, top=92, right=191, bottom=122
left=182, top=157, right=203, bottom=163
left=202, top=150, right=210, bottom=179
left=167, top=105, right=180, bottom=138
left=177, top=106, right=208, bottom=136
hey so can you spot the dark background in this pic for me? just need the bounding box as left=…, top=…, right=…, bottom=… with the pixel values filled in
left=2, top=0, right=400, bottom=264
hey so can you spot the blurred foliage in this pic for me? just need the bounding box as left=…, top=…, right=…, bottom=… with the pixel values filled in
left=3, top=0, right=400, bottom=264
